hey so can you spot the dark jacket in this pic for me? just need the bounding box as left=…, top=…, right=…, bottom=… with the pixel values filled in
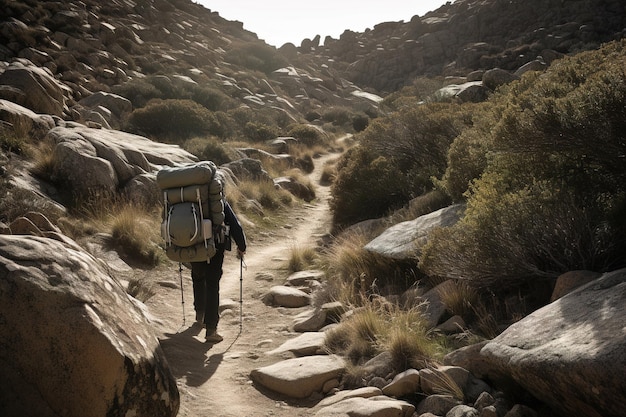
left=223, top=201, right=246, bottom=252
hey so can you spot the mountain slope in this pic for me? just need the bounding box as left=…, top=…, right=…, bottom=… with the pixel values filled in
left=292, top=0, right=626, bottom=92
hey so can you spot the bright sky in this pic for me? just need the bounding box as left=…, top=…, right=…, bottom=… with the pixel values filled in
left=195, top=1, right=453, bottom=47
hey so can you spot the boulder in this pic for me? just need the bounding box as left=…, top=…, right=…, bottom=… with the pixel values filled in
left=420, top=366, right=470, bottom=397
left=222, top=158, right=272, bottom=182
left=266, top=332, right=327, bottom=356
left=415, top=394, right=462, bottom=416
left=482, top=68, right=520, bottom=91
left=448, top=404, right=479, bottom=417
left=250, top=355, right=345, bottom=399
left=315, top=396, right=415, bottom=417
left=513, top=58, right=547, bottom=77
left=436, top=315, right=467, bottom=334
left=76, top=91, right=133, bottom=129
left=46, top=124, right=196, bottom=198
left=364, top=204, right=465, bottom=261
left=453, top=269, right=626, bottom=417
left=262, top=285, right=311, bottom=308
left=9, top=211, right=60, bottom=235
left=316, top=387, right=383, bottom=408
left=0, top=235, right=179, bottom=417
left=286, top=269, right=325, bottom=287
left=382, top=368, right=420, bottom=398
left=434, top=81, right=489, bottom=103
left=0, top=60, right=71, bottom=116
left=0, top=99, right=56, bottom=140
left=550, top=270, right=601, bottom=301
left=293, top=308, right=328, bottom=332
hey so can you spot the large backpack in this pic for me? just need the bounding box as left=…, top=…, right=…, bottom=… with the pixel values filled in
left=156, top=161, right=225, bottom=263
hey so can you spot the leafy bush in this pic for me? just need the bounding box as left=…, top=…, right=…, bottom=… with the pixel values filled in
left=381, top=77, right=444, bottom=111
left=191, top=85, right=235, bottom=112
left=126, top=99, right=221, bottom=140
left=183, top=137, right=233, bottom=166
left=330, top=146, right=413, bottom=230
left=287, top=124, right=328, bottom=147
left=352, top=114, right=369, bottom=132
left=361, top=102, right=472, bottom=191
left=224, top=41, right=288, bottom=74
left=422, top=40, right=626, bottom=292
left=243, top=121, right=278, bottom=142
left=321, top=106, right=352, bottom=126
left=330, top=102, right=471, bottom=230
left=112, top=78, right=163, bottom=108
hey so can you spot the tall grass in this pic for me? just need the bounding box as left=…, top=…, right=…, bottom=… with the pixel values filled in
left=287, top=244, right=318, bottom=273
left=110, top=203, right=164, bottom=266
left=324, top=303, right=442, bottom=378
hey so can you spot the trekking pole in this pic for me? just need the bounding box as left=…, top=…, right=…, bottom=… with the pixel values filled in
left=179, top=262, right=186, bottom=326
left=239, top=256, right=244, bottom=333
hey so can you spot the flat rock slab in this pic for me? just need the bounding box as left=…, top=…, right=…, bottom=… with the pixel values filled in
left=262, top=285, right=311, bottom=308
left=250, top=355, right=345, bottom=399
left=315, top=396, right=415, bottom=417
left=266, top=332, right=326, bottom=356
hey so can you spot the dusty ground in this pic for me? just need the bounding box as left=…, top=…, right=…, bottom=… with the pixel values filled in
left=144, top=149, right=339, bottom=417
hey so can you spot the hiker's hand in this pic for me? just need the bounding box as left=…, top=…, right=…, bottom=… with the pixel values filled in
left=237, top=249, right=245, bottom=259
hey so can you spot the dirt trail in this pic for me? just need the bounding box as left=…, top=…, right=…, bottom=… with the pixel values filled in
left=145, top=148, right=340, bottom=417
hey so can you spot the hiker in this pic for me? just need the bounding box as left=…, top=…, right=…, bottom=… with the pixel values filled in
left=191, top=200, right=246, bottom=343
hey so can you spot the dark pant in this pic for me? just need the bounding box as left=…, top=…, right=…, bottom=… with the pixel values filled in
left=190, top=250, right=224, bottom=330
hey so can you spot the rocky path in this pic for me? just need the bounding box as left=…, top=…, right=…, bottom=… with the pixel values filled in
left=145, top=149, right=338, bottom=417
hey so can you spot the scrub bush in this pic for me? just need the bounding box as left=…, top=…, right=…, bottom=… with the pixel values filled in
left=126, top=99, right=221, bottom=139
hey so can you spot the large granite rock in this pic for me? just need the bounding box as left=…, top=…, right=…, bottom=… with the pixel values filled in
left=0, top=60, right=71, bottom=116
left=47, top=123, right=196, bottom=198
left=445, top=268, right=626, bottom=417
left=0, top=234, right=179, bottom=417
left=250, top=355, right=346, bottom=399
left=364, top=204, right=465, bottom=260
left=0, top=99, right=56, bottom=140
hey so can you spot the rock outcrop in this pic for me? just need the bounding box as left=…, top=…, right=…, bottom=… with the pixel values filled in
left=47, top=123, right=196, bottom=200
left=445, top=268, right=626, bottom=417
left=302, top=0, right=626, bottom=92
left=0, top=235, right=179, bottom=417
left=364, top=204, right=465, bottom=260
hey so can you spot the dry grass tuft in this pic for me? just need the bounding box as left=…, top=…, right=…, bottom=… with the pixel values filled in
left=110, top=204, right=164, bottom=266
left=287, top=244, right=318, bottom=273
left=324, top=303, right=443, bottom=376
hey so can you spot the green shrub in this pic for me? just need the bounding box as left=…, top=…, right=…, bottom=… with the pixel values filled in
left=112, top=78, right=163, bottom=108
left=380, top=77, right=443, bottom=111
left=361, top=102, right=471, bottom=189
left=287, top=124, right=328, bottom=147
left=421, top=177, right=622, bottom=292
left=322, top=106, right=353, bottom=126
left=183, top=137, right=233, bottom=165
left=330, top=146, right=413, bottom=230
left=243, top=121, right=278, bottom=142
left=421, top=41, right=626, bottom=295
left=352, top=114, right=369, bottom=132
left=126, top=99, right=221, bottom=140
left=191, top=85, right=235, bottom=112
left=224, top=41, right=288, bottom=74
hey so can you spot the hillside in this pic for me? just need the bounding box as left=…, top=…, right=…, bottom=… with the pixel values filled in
left=293, top=0, right=626, bottom=92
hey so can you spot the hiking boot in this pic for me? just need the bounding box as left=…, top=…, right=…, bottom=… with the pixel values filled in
left=205, top=329, right=223, bottom=344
